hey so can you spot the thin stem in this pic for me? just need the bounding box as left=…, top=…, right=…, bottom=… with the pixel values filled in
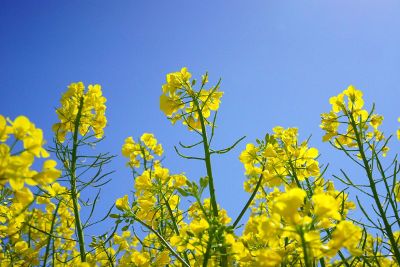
left=70, top=96, right=87, bottom=262
left=161, top=193, right=190, bottom=264
left=348, top=112, right=400, bottom=263
left=194, top=97, right=219, bottom=217
left=133, top=215, right=190, bottom=267
left=202, top=228, right=215, bottom=267
left=233, top=163, right=265, bottom=228
left=42, top=201, right=60, bottom=267
left=299, top=227, right=312, bottom=267
left=373, top=150, right=400, bottom=229
left=192, top=95, right=227, bottom=266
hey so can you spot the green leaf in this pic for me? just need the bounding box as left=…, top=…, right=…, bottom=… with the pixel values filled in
left=177, top=187, right=189, bottom=197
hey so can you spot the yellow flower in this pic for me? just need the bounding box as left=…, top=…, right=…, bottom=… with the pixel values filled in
left=198, top=89, right=224, bottom=112
left=321, top=86, right=385, bottom=149
left=189, top=218, right=209, bottom=235
left=30, top=160, right=61, bottom=186
left=14, top=240, right=28, bottom=252
left=272, top=188, right=306, bottom=223
left=329, top=93, right=345, bottom=113
left=7, top=152, right=35, bottom=190
left=14, top=187, right=34, bottom=206
left=0, top=115, right=10, bottom=142
left=253, top=248, right=282, bottom=266
left=137, top=194, right=156, bottom=211
left=11, top=116, right=32, bottom=140
left=172, top=174, right=187, bottom=187
left=370, top=114, right=383, bottom=130
left=7, top=116, right=49, bottom=157
left=53, top=82, right=107, bottom=142
left=134, top=171, right=152, bottom=191
left=239, top=144, right=259, bottom=165
left=395, top=182, right=400, bottom=202
left=325, top=220, right=362, bottom=257
left=263, top=143, right=277, bottom=158
left=183, top=115, right=202, bottom=131
left=43, top=182, right=68, bottom=197
left=343, top=85, right=364, bottom=110
left=154, top=251, right=170, bottom=266
left=320, top=112, right=339, bottom=142
left=397, top=117, right=400, bottom=140
left=160, top=68, right=223, bottom=130
left=162, top=67, right=191, bottom=95
left=115, top=195, right=130, bottom=211
left=131, top=251, right=150, bottom=265
left=122, top=134, right=163, bottom=168
left=312, top=193, right=341, bottom=221
left=160, top=94, right=184, bottom=117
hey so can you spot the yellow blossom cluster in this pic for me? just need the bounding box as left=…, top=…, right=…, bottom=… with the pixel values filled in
left=121, top=133, right=163, bottom=168
left=119, top=134, right=187, bottom=222
left=0, top=114, right=61, bottom=201
left=239, top=127, right=320, bottom=191
left=320, top=85, right=387, bottom=153
left=52, top=82, right=107, bottom=142
left=236, top=126, right=367, bottom=265
left=114, top=134, right=190, bottom=265
left=2, top=70, right=400, bottom=266
left=169, top=198, right=237, bottom=265
left=0, top=182, right=78, bottom=266
left=160, top=67, right=223, bottom=130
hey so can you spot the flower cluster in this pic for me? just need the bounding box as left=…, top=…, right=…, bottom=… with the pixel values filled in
left=237, top=126, right=364, bottom=265
left=0, top=181, right=89, bottom=266
left=160, top=67, right=223, bottom=130
left=2, top=70, right=400, bottom=266
left=320, top=85, right=386, bottom=150
left=0, top=114, right=71, bottom=265
left=114, top=134, right=189, bottom=265
left=53, top=82, right=107, bottom=142
left=2, top=82, right=111, bottom=266
left=0, top=115, right=60, bottom=199
left=235, top=186, right=363, bottom=266
left=121, top=133, right=163, bottom=168
left=169, top=198, right=237, bottom=265
left=239, top=127, right=320, bottom=190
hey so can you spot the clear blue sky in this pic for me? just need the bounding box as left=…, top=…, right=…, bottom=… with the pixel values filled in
left=1, top=1, right=399, bottom=235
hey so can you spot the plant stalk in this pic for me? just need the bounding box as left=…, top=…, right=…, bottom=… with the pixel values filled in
left=70, top=97, right=87, bottom=262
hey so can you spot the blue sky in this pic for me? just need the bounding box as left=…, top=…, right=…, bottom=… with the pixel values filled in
left=1, top=1, right=399, bottom=235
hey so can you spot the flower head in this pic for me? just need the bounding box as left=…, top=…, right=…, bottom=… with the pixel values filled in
left=53, top=82, right=107, bottom=142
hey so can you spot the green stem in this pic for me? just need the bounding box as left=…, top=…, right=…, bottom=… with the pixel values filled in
left=193, top=98, right=218, bottom=217
left=373, top=151, right=400, bottom=228
left=193, top=96, right=228, bottom=266
left=42, top=201, right=60, bottom=267
left=348, top=113, right=400, bottom=264
left=133, top=215, right=190, bottom=267
left=102, top=244, right=115, bottom=267
left=287, top=158, right=302, bottom=189
left=162, top=194, right=180, bottom=235
left=202, top=228, right=215, bottom=267
left=70, top=97, right=87, bottom=262
left=161, top=193, right=190, bottom=264
left=299, top=228, right=312, bottom=267
left=233, top=163, right=265, bottom=228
